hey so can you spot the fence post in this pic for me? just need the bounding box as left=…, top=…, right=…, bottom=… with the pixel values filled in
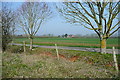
left=55, top=44, right=59, bottom=60
left=112, top=46, right=119, bottom=75
left=23, top=41, right=26, bottom=53
left=11, top=41, right=14, bottom=46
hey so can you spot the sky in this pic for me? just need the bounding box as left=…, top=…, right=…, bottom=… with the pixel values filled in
left=8, top=2, right=95, bottom=36
left=2, top=2, right=119, bottom=36
left=1, top=0, right=119, bottom=2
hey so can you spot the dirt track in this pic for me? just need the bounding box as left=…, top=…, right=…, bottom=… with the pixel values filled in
left=12, top=43, right=120, bottom=54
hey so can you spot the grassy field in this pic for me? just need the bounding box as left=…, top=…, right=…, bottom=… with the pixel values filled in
left=2, top=45, right=120, bottom=78
left=13, top=37, right=119, bottom=49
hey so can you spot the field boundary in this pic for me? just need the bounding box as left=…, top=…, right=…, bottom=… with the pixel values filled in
left=11, top=43, right=120, bottom=54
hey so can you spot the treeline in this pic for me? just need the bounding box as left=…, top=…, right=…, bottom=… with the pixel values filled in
left=14, top=33, right=119, bottom=38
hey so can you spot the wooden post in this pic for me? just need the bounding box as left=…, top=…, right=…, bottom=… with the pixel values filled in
left=23, top=41, right=26, bottom=53
left=55, top=44, right=59, bottom=60
left=11, top=41, right=13, bottom=46
left=112, top=46, right=119, bottom=75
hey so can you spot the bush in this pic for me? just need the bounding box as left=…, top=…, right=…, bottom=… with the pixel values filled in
left=7, top=45, right=24, bottom=53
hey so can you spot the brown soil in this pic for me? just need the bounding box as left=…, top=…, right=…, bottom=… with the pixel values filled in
left=39, top=52, right=79, bottom=62
left=34, top=52, right=116, bottom=68
left=105, top=64, right=113, bottom=67
left=69, top=56, right=79, bottom=62
left=58, top=54, right=67, bottom=59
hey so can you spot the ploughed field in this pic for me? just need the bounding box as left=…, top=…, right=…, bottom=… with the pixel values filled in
left=13, top=37, right=119, bottom=49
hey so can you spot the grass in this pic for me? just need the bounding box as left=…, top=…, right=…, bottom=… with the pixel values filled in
left=13, top=37, right=119, bottom=49
left=2, top=45, right=120, bottom=78
left=0, top=53, right=2, bottom=79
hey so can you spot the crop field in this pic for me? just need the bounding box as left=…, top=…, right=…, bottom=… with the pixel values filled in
left=2, top=45, right=120, bottom=78
left=13, top=37, right=119, bottom=49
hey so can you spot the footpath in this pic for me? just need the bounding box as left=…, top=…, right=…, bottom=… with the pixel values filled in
left=12, top=43, right=119, bottom=54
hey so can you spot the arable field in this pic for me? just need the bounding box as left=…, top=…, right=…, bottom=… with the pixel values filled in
left=13, top=37, right=119, bottom=49
left=2, top=45, right=120, bottom=78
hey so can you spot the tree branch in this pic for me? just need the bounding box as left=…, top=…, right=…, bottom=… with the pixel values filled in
left=109, top=27, right=120, bottom=37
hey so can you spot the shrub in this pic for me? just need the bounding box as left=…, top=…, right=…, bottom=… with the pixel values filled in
left=7, top=45, right=24, bottom=53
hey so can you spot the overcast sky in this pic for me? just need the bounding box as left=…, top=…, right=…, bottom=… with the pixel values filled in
left=4, top=2, right=119, bottom=36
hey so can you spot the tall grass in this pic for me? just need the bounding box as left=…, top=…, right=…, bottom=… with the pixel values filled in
left=2, top=46, right=119, bottom=78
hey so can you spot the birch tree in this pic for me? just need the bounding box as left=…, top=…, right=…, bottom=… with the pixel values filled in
left=17, top=2, right=51, bottom=50
left=57, top=1, right=120, bottom=53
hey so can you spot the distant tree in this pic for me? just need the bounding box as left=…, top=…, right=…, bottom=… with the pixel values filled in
left=65, top=34, right=68, bottom=38
left=17, top=2, right=52, bottom=50
left=48, top=34, right=54, bottom=37
left=90, top=33, right=98, bottom=38
left=57, top=1, right=120, bottom=53
left=62, top=35, right=65, bottom=38
left=48, top=34, right=51, bottom=37
left=58, top=35, right=61, bottom=37
left=2, top=3, right=16, bottom=51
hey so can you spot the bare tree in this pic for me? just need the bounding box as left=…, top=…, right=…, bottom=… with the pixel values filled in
left=2, top=2, right=16, bottom=51
left=56, top=1, right=120, bottom=53
left=17, top=2, right=52, bottom=50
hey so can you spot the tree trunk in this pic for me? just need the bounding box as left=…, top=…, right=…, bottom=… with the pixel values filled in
left=0, top=37, right=2, bottom=53
left=0, top=26, right=2, bottom=53
left=23, top=41, right=26, bottom=52
left=100, top=38, right=106, bottom=54
left=30, top=38, right=33, bottom=50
